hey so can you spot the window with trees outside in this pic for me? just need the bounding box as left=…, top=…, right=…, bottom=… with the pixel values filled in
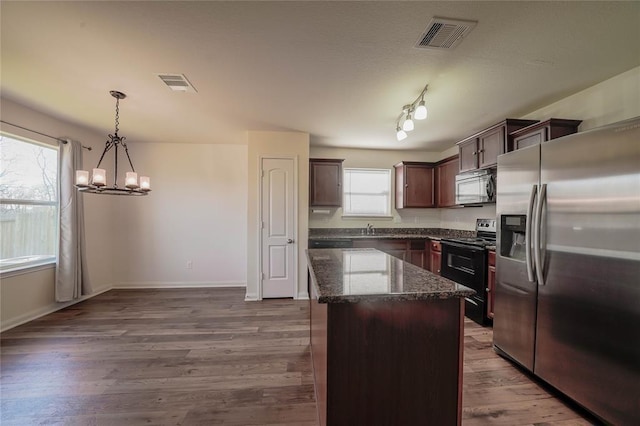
left=343, top=168, right=392, bottom=217
left=0, top=133, right=59, bottom=272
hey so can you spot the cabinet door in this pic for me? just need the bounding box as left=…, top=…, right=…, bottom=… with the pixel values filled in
left=478, top=127, right=505, bottom=169
left=395, top=163, right=435, bottom=209
left=458, top=140, right=478, bottom=173
left=514, top=128, right=546, bottom=150
left=310, top=160, right=343, bottom=207
left=408, top=240, right=426, bottom=268
left=404, top=165, right=435, bottom=208
left=377, top=240, right=408, bottom=261
left=436, top=157, right=459, bottom=207
left=430, top=251, right=442, bottom=275
left=429, top=241, right=442, bottom=275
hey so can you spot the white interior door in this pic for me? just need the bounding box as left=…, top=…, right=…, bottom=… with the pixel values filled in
left=261, top=158, right=296, bottom=298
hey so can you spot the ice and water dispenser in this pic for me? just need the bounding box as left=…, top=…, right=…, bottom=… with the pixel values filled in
left=500, top=215, right=528, bottom=261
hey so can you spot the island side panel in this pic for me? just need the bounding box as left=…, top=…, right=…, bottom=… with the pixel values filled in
left=326, top=298, right=462, bottom=425
left=309, top=272, right=328, bottom=426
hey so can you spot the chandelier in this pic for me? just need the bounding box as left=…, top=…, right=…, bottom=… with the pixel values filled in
left=75, top=90, right=151, bottom=195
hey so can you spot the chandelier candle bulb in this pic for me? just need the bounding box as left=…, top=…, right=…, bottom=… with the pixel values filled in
left=125, top=172, right=139, bottom=189
left=75, top=170, right=89, bottom=187
left=92, top=168, right=106, bottom=187
left=139, top=176, right=151, bottom=191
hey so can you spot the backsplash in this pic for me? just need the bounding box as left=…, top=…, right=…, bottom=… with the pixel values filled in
left=440, top=204, right=496, bottom=231
left=309, top=204, right=496, bottom=231
left=308, top=208, right=441, bottom=229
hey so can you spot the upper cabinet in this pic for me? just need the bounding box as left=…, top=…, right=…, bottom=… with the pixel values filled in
left=394, top=162, right=435, bottom=209
left=309, top=158, right=344, bottom=207
left=509, top=118, right=582, bottom=151
left=435, top=156, right=459, bottom=208
left=457, top=119, right=538, bottom=173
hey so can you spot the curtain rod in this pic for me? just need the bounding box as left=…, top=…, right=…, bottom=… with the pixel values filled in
left=0, top=120, right=92, bottom=150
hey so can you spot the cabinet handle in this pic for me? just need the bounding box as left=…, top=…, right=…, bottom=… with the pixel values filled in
left=473, top=151, right=478, bottom=155
left=405, top=184, right=409, bottom=188
left=478, top=149, right=484, bottom=153
left=486, top=287, right=490, bottom=292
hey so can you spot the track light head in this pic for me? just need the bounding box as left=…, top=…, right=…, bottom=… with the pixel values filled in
left=414, top=99, right=428, bottom=120
left=402, top=113, right=414, bottom=131
left=396, top=126, right=408, bottom=141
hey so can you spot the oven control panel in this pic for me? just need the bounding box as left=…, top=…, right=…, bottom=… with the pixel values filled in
left=476, top=218, right=496, bottom=233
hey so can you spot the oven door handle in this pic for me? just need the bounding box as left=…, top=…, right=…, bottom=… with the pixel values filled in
left=441, top=241, right=486, bottom=253
left=465, top=297, right=479, bottom=306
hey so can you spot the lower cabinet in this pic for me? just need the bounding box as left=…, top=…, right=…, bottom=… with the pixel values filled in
left=487, top=250, right=496, bottom=319
left=429, top=240, right=442, bottom=275
left=352, top=239, right=427, bottom=267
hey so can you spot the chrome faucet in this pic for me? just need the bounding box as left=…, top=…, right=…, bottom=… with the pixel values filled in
left=366, top=223, right=374, bottom=235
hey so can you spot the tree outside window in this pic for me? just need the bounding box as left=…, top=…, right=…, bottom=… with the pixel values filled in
left=0, top=134, right=58, bottom=271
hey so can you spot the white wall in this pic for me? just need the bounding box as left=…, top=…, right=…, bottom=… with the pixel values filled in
left=1, top=98, right=116, bottom=330
left=112, top=143, right=248, bottom=288
left=308, top=147, right=443, bottom=229
left=247, top=131, right=310, bottom=301
left=521, top=66, right=640, bottom=129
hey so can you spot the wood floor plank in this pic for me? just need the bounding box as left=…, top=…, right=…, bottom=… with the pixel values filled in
left=1, top=288, right=598, bottom=425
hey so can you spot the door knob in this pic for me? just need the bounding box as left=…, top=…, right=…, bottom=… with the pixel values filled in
left=287, top=238, right=294, bottom=244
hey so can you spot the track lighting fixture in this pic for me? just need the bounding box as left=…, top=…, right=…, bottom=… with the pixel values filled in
left=395, top=84, right=428, bottom=141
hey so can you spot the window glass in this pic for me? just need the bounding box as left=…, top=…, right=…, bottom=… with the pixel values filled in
left=343, top=168, right=391, bottom=216
left=0, top=134, right=58, bottom=272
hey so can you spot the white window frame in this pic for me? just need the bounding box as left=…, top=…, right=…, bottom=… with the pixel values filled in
left=342, top=168, right=392, bottom=218
left=0, top=132, right=59, bottom=276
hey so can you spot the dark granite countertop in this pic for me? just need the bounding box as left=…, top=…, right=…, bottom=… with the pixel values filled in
left=306, top=248, right=475, bottom=303
left=308, top=227, right=475, bottom=241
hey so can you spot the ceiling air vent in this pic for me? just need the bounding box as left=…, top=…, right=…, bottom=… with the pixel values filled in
left=415, top=17, right=477, bottom=50
left=157, top=73, right=197, bottom=93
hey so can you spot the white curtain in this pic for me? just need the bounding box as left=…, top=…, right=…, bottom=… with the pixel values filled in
left=56, top=139, right=91, bottom=302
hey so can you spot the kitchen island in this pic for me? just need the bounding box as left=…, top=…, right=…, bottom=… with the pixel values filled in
left=307, top=248, right=474, bottom=426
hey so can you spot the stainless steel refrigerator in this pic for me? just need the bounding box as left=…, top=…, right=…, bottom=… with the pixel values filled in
left=494, top=116, right=640, bottom=425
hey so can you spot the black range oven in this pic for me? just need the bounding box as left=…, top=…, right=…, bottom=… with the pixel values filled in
left=441, top=218, right=496, bottom=326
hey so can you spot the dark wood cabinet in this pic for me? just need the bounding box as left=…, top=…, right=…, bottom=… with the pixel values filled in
left=457, top=119, right=538, bottom=172
left=429, top=240, right=442, bottom=276
left=487, top=250, right=496, bottom=320
left=309, top=280, right=464, bottom=426
left=509, top=118, right=582, bottom=151
left=394, top=162, right=435, bottom=209
left=309, top=158, right=344, bottom=207
left=351, top=239, right=428, bottom=267
left=409, top=240, right=426, bottom=268
left=435, top=156, right=459, bottom=208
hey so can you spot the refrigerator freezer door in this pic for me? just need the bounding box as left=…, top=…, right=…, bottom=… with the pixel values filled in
left=536, top=117, right=640, bottom=425
left=494, top=144, right=540, bottom=372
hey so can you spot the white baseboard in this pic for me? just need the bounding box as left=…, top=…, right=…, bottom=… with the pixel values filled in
left=0, top=285, right=113, bottom=333
left=244, top=291, right=260, bottom=301
left=113, top=281, right=246, bottom=289
left=296, top=291, right=310, bottom=300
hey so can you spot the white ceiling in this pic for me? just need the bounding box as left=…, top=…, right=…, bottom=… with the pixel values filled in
left=1, top=1, right=639, bottom=151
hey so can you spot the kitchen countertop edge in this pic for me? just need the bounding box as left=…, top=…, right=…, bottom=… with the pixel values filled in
left=307, top=248, right=475, bottom=304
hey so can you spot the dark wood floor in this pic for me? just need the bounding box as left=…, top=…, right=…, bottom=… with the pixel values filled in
left=1, top=288, right=594, bottom=425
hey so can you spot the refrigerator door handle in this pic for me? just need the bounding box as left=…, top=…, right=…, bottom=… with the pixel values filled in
left=526, top=184, right=538, bottom=282
left=534, top=184, right=547, bottom=286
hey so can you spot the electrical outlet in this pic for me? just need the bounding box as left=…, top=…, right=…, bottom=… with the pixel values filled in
left=186, top=260, right=193, bottom=269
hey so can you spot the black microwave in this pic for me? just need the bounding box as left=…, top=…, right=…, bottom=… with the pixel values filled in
left=455, top=169, right=496, bottom=205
